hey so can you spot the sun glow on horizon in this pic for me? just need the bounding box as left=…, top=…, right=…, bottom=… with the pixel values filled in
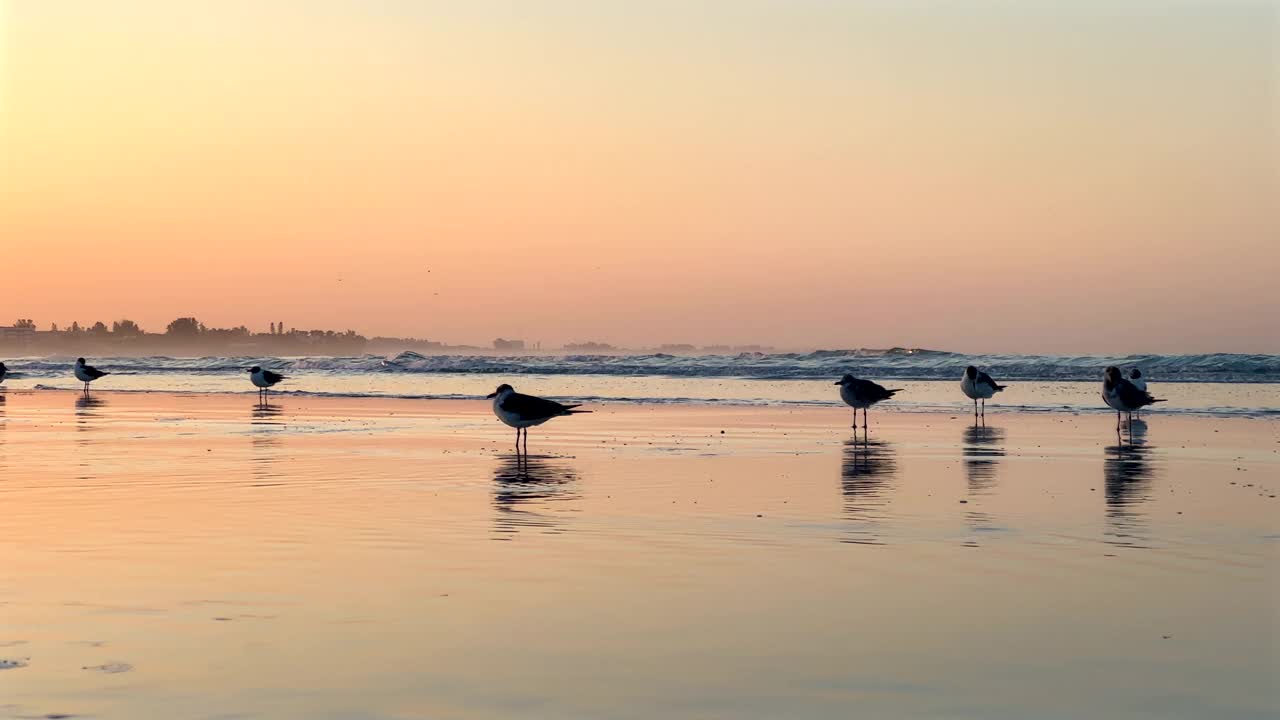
left=0, top=1, right=1276, bottom=354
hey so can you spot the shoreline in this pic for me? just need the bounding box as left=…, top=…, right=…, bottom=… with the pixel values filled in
left=3, top=385, right=1278, bottom=421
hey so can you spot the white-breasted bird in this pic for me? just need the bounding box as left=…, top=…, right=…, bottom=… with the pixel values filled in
left=960, top=365, right=1006, bottom=417
left=73, top=357, right=109, bottom=392
left=1128, top=368, right=1148, bottom=417
left=486, top=383, right=589, bottom=451
left=1128, top=368, right=1147, bottom=393
left=836, top=373, right=901, bottom=429
left=1103, top=366, right=1163, bottom=430
left=247, top=366, right=286, bottom=396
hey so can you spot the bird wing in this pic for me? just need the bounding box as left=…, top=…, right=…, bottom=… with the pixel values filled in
left=502, top=392, right=574, bottom=419
left=853, top=378, right=899, bottom=402
left=85, top=365, right=108, bottom=379
left=1116, top=379, right=1158, bottom=408
left=977, top=371, right=1004, bottom=391
left=262, top=370, right=286, bottom=384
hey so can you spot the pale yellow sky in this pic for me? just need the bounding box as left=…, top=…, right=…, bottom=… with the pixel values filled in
left=1, top=1, right=1276, bottom=352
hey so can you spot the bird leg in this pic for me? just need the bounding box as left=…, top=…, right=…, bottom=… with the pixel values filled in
left=981, top=398, right=985, bottom=416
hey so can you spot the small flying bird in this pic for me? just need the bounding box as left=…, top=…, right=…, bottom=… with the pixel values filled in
left=486, top=383, right=590, bottom=452
left=247, top=366, right=286, bottom=396
left=1103, top=366, right=1163, bottom=430
left=836, top=373, right=901, bottom=429
left=73, top=357, right=109, bottom=392
left=960, top=365, right=1007, bottom=417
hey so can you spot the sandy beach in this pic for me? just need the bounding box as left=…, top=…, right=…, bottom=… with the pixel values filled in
left=0, top=390, right=1276, bottom=719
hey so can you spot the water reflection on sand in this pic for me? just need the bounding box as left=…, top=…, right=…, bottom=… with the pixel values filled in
left=839, top=437, right=897, bottom=545
left=962, top=423, right=1007, bottom=545
left=491, top=453, right=580, bottom=539
left=74, top=394, right=107, bottom=480
left=962, top=423, right=1006, bottom=493
left=250, top=401, right=285, bottom=482
left=1104, top=419, right=1157, bottom=548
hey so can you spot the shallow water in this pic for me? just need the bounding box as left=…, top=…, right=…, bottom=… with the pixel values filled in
left=0, top=393, right=1276, bottom=719
left=8, top=366, right=1280, bottom=418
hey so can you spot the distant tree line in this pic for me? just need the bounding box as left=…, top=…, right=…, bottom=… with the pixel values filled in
left=1, top=316, right=371, bottom=356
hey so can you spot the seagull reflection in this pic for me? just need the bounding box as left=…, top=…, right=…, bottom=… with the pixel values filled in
left=252, top=400, right=284, bottom=421
left=492, top=453, right=580, bottom=539
left=74, top=393, right=107, bottom=480
left=1104, top=419, right=1156, bottom=548
left=962, top=423, right=1006, bottom=493
left=960, top=423, right=1008, bottom=546
left=75, top=394, right=106, bottom=436
left=75, top=393, right=106, bottom=412
left=250, top=402, right=285, bottom=482
left=839, top=437, right=897, bottom=545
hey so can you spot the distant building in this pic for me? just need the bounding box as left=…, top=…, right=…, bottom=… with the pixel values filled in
left=0, top=325, right=36, bottom=345
left=493, top=338, right=525, bottom=351
left=564, top=341, right=617, bottom=352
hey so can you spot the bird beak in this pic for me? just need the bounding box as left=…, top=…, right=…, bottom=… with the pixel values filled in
left=485, top=392, right=496, bottom=399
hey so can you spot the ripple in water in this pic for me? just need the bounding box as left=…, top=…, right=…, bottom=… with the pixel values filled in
left=491, top=454, right=580, bottom=539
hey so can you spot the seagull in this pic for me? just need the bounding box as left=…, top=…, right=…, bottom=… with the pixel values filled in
left=486, top=383, right=590, bottom=452
left=836, top=374, right=901, bottom=430
left=1103, top=366, right=1163, bottom=431
left=1128, top=368, right=1147, bottom=392
left=960, top=365, right=1006, bottom=417
left=73, top=357, right=109, bottom=392
left=247, top=366, right=286, bottom=397
left=1129, top=368, right=1148, bottom=417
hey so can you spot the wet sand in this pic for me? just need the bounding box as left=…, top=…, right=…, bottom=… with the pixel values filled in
left=0, top=391, right=1276, bottom=719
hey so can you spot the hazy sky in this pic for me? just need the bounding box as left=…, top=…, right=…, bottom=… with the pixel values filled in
left=1, top=1, right=1276, bottom=353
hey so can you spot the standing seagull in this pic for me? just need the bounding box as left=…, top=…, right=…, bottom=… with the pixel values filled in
left=1129, top=368, right=1148, bottom=418
left=1128, top=368, right=1147, bottom=393
left=247, top=366, right=286, bottom=397
left=836, top=374, right=901, bottom=430
left=1103, top=366, right=1163, bottom=431
left=244, top=363, right=285, bottom=397
left=73, top=357, right=109, bottom=392
left=960, top=365, right=1006, bottom=418
left=487, top=383, right=589, bottom=452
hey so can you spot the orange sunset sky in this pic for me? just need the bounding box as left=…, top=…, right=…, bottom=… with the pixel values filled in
left=1, top=1, right=1276, bottom=353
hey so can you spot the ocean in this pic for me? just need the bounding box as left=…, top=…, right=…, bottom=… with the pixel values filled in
left=6, top=350, right=1279, bottom=417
